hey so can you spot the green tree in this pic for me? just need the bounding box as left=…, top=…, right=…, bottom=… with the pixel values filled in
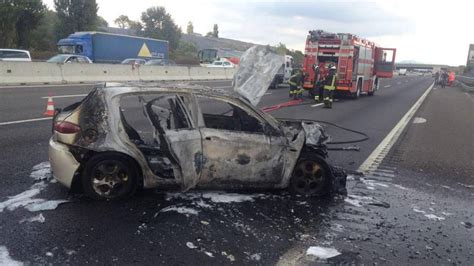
left=0, top=0, right=45, bottom=48
left=171, top=41, right=199, bottom=65
left=186, top=21, right=194, bottom=34
left=54, top=0, right=98, bottom=38
left=275, top=42, right=287, bottom=55
left=129, top=21, right=143, bottom=35
left=212, top=24, right=219, bottom=38
left=140, top=6, right=181, bottom=51
left=114, top=15, right=131, bottom=29
left=30, top=10, right=59, bottom=52
left=96, top=16, right=108, bottom=28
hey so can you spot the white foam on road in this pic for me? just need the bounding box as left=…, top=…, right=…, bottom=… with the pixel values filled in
left=160, top=206, right=199, bottom=216
left=0, top=162, right=68, bottom=214
left=413, top=117, right=427, bottom=124
left=424, top=214, right=445, bottom=221
left=306, top=246, right=341, bottom=259
left=0, top=246, right=23, bottom=266
left=29, top=162, right=51, bottom=181
left=166, top=191, right=267, bottom=203
left=19, top=213, right=45, bottom=224
left=25, top=200, right=69, bottom=212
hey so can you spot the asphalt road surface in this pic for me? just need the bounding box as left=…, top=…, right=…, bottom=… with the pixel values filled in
left=0, top=76, right=472, bottom=265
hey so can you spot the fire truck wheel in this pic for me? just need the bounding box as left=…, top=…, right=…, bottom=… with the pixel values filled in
left=352, top=80, right=362, bottom=99
left=368, top=78, right=378, bottom=96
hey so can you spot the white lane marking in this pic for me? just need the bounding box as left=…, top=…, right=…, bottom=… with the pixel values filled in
left=0, top=83, right=94, bottom=89
left=264, top=92, right=272, bottom=95
left=0, top=117, right=52, bottom=126
left=212, top=86, right=232, bottom=89
left=384, top=85, right=392, bottom=88
left=311, top=103, right=324, bottom=107
left=41, top=94, right=87, bottom=99
left=358, top=82, right=434, bottom=173
left=191, top=80, right=232, bottom=84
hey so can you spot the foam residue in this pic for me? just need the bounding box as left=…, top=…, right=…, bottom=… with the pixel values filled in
left=0, top=246, right=23, bottom=266
left=0, top=162, right=68, bottom=214
left=344, top=194, right=374, bottom=207
left=29, top=162, right=51, bottom=181
left=161, top=206, right=199, bottom=216
left=166, top=192, right=266, bottom=203
left=306, top=246, right=341, bottom=259
left=25, top=200, right=68, bottom=212
left=19, top=213, right=45, bottom=224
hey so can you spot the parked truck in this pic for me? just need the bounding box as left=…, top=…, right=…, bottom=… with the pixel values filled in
left=303, top=30, right=396, bottom=98
left=56, top=32, right=169, bottom=63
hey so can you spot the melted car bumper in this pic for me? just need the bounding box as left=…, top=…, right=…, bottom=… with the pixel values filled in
left=48, top=138, right=80, bottom=188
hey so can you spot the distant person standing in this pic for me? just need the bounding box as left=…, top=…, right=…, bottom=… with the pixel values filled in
left=311, top=64, right=324, bottom=102
left=448, top=71, right=455, bottom=86
left=441, top=71, right=449, bottom=88
left=434, top=71, right=440, bottom=86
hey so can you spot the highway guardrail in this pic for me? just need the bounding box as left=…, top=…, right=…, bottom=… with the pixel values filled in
left=456, top=75, right=474, bottom=92
left=0, top=62, right=235, bottom=86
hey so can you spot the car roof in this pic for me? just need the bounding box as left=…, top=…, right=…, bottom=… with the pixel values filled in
left=96, top=82, right=236, bottom=99
left=0, top=49, right=30, bottom=53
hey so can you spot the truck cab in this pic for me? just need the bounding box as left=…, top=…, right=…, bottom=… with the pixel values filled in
left=57, top=32, right=93, bottom=60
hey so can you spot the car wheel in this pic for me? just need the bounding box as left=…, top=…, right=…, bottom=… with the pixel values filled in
left=289, top=155, right=331, bottom=197
left=81, top=153, right=139, bottom=200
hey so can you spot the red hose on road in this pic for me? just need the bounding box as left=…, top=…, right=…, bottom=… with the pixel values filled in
left=260, top=98, right=305, bottom=113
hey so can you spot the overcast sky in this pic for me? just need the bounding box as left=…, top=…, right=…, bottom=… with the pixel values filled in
left=43, top=0, right=473, bottom=66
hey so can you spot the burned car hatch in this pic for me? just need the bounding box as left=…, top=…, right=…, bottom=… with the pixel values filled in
left=233, top=45, right=285, bottom=106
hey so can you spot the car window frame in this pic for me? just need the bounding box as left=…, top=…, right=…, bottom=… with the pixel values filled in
left=195, top=94, right=270, bottom=135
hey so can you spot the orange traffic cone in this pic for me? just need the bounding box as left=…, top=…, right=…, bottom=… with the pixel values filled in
left=44, top=95, right=55, bottom=117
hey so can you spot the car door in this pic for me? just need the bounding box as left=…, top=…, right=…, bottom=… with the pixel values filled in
left=195, top=95, right=287, bottom=188
left=143, top=93, right=203, bottom=190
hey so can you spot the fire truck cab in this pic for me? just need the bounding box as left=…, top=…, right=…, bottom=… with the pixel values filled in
left=303, top=30, right=396, bottom=98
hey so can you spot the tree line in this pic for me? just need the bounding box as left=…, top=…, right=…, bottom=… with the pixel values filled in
left=0, top=0, right=302, bottom=64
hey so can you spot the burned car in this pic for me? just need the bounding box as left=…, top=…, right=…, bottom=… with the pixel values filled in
left=48, top=46, right=346, bottom=200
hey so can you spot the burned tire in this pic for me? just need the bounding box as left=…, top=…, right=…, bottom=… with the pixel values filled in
left=289, top=155, right=332, bottom=197
left=81, top=153, right=139, bottom=200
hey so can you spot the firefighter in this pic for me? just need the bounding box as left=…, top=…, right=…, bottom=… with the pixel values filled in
left=288, top=69, right=303, bottom=99
left=323, top=65, right=337, bottom=108
left=312, top=64, right=324, bottom=102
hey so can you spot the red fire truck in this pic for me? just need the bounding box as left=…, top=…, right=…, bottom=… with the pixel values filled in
left=303, top=30, right=396, bottom=98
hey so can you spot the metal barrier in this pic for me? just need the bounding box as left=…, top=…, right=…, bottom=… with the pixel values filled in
left=456, top=75, right=474, bottom=92
left=0, top=61, right=236, bottom=86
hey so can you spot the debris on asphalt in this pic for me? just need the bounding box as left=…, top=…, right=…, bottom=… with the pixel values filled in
left=461, top=222, right=472, bottom=229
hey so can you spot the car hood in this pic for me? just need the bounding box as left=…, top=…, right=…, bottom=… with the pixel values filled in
left=233, top=46, right=285, bottom=106
left=279, top=119, right=329, bottom=146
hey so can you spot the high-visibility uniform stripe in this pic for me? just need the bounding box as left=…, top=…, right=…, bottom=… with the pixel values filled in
left=324, top=75, right=336, bottom=91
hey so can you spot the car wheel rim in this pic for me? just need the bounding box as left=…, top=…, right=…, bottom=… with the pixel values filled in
left=292, top=160, right=326, bottom=195
left=91, top=160, right=130, bottom=198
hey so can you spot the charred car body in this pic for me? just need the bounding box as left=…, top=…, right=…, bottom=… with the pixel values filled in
left=48, top=46, right=347, bottom=200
